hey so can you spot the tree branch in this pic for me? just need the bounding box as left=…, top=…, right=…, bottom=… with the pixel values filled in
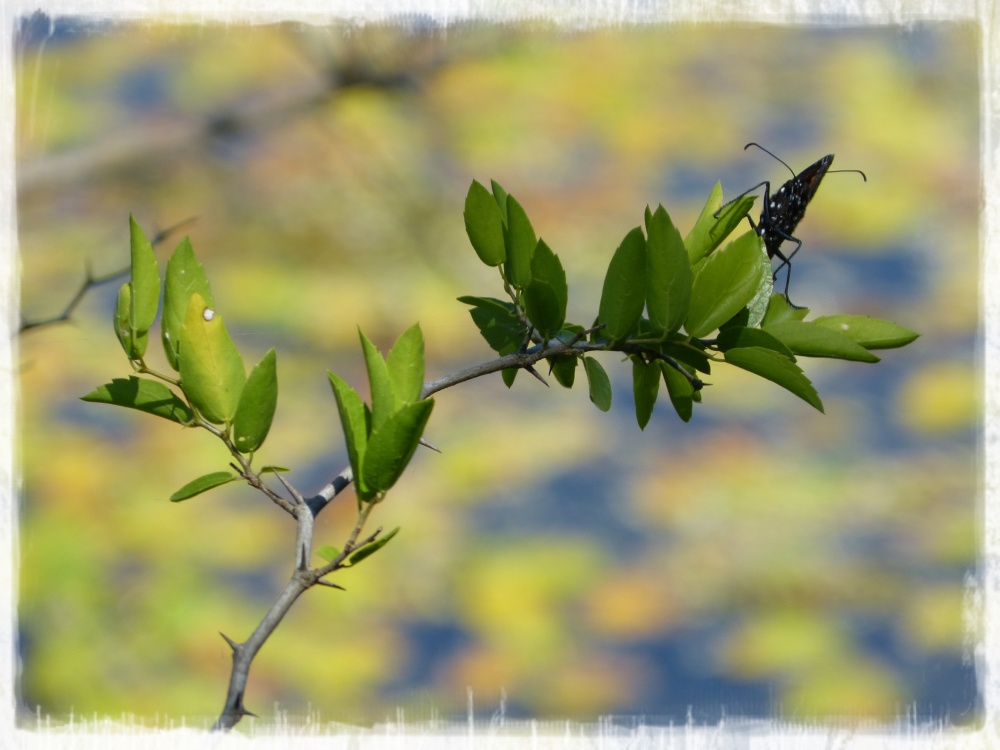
left=304, top=331, right=610, bottom=518
left=212, top=501, right=376, bottom=732
left=212, top=571, right=310, bottom=731
left=211, top=325, right=707, bottom=731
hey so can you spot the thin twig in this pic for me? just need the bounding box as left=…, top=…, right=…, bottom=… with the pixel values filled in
left=229, top=458, right=297, bottom=516
left=619, top=343, right=705, bottom=390
left=19, top=216, right=197, bottom=334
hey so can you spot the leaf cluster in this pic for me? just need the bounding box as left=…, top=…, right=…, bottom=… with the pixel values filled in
left=84, top=220, right=280, bottom=495
left=82, top=219, right=433, bottom=515
left=461, top=180, right=918, bottom=428
left=328, top=326, right=434, bottom=503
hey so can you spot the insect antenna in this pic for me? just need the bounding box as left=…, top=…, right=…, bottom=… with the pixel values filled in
left=745, top=142, right=868, bottom=182
left=744, top=142, right=796, bottom=177
left=828, top=167, right=868, bottom=181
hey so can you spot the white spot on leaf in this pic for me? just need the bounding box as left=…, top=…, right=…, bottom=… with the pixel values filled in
left=203, top=308, right=216, bottom=322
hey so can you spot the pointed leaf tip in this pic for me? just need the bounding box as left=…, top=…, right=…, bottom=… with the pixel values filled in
left=584, top=357, right=612, bottom=412
left=598, top=227, right=647, bottom=342
left=523, top=239, right=567, bottom=338
left=464, top=180, right=507, bottom=267
left=503, top=194, right=537, bottom=288
left=170, top=471, right=240, bottom=501
left=386, top=324, right=425, bottom=404
left=232, top=348, right=278, bottom=453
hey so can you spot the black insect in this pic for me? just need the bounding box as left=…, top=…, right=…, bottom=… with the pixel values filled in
left=716, top=142, right=867, bottom=307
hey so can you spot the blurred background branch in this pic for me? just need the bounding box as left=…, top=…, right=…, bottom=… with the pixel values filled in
left=19, top=215, right=196, bottom=333
left=17, top=28, right=453, bottom=193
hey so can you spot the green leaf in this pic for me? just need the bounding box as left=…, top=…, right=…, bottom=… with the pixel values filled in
left=316, top=545, right=341, bottom=563
left=457, top=295, right=517, bottom=315
left=464, top=180, right=506, bottom=267
left=763, top=320, right=880, bottom=362
left=811, top=315, right=920, bottom=350
left=660, top=340, right=712, bottom=375
left=359, top=329, right=396, bottom=432
left=584, top=357, right=612, bottom=412
left=660, top=362, right=694, bottom=422
left=685, top=230, right=765, bottom=338
left=720, top=307, right=750, bottom=331
left=645, top=205, right=692, bottom=336
left=490, top=180, right=510, bottom=223
left=232, top=348, right=278, bottom=454
left=349, top=527, right=400, bottom=565
left=260, top=465, right=290, bottom=474
left=386, top=323, right=425, bottom=404
left=162, top=237, right=214, bottom=371
left=178, top=293, right=246, bottom=424
left=745, top=235, right=774, bottom=328
left=724, top=346, right=824, bottom=412
left=523, top=239, right=567, bottom=338
left=129, top=215, right=160, bottom=334
left=598, top=227, right=647, bottom=342
left=362, top=400, right=434, bottom=497
left=761, top=294, right=810, bottom=327
left=715, top=326, right=795, bottom=359
left=81, top=376, right=194, bottom=424
left=113, top=283, right=145, bottom=360
left=328, top=371, right=371, bottom=498
left=170, top=471, right=239, bottom=502
left=458, top=296, right=526, bottom=355
left=503, top=195, right=537, bottom=288
left=683, top=182, right=757, bottom=264
left=501, top=368, right=518, bottom=388
left=550, top=355, right=577, bottom=388
left=632, top=357, right=660, bottom=430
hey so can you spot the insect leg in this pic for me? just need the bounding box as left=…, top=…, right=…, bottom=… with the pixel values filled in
left=712, top=181, right=770, bottom=220
left=768, top=231, right=804, bottom=307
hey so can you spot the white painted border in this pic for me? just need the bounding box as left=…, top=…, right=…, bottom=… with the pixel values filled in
left=0, top=1, right=994, bottom=747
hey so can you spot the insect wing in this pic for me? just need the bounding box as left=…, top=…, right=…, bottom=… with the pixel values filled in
left=798, top=154, right=834, bottom=200
left=766, top=154, right=834, bottom=242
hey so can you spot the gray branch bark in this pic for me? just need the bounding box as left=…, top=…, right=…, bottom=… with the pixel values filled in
left=210, top=340, right=588, bottom=731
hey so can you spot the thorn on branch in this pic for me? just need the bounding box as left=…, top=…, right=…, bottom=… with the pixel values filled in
left=525, top=364, right=549, bottom=387
left=233, top=693, right=258, bottom=719
left=219, top=632, right=240, bottom=653
left=518, top=326, right=535, bottom=354
left=316, top=578, right=346, bottom=591
left=273, top=470, right=304, bottom=505
left=418, top=437, right=442, bottom=453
